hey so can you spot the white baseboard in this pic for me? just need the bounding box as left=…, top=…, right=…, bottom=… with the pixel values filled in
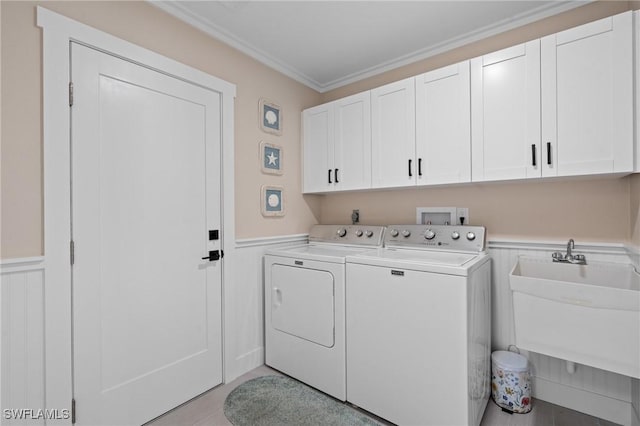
left=229, top=347, right=264, bottom=383
left=533, top=376, right=632, bottom=426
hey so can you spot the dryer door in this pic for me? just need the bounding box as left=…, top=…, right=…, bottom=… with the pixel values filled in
left=271, top=264, right=335, bottom=347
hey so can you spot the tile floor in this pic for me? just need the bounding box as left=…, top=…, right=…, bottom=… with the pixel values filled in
left=146, top=365, right=620, bottom=426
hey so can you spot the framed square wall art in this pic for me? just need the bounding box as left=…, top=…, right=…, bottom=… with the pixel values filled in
left=261, top=141, right=283, bottom=175
left=259, top=98, right=282, bottom=135
left=261, top=185, right=284, bottom=217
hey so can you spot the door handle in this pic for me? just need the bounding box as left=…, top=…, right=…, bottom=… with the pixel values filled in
left=201, top=250, right=221, bottom=261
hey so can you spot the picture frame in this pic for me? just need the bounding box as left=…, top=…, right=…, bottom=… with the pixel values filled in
left=261, top=185, right=285, bottom=217
left=260, top=141, right=283, bottom=175
left=259, top=98, right=282, bottom=135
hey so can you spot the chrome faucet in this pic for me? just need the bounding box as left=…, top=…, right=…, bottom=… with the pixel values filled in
left=552, top=239, right=587, bottom=265
left=566, top=239, right=574, bottom=258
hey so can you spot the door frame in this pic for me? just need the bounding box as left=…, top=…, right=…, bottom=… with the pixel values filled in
left=38, top=7, right=236, bottom=423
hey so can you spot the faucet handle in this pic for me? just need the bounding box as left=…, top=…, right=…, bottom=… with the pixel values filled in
left=552, top=252, right=565, bottom=262
left=573, top=254, right=587, bottom=264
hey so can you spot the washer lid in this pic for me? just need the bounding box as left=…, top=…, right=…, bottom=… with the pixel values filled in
left=347, top=248, right=485, bottom=275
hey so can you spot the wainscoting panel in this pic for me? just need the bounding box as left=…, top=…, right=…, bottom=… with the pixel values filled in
left=1, top=258, right=46, bottom=426
left=488, top=240, right=634, bottom=425
left=228, top=235, right=307, bottom=382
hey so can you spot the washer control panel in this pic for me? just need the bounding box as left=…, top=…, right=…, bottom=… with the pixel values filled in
left=309, top=225, right=386, bottom=246
left=385, top=225, right=485, bottom=252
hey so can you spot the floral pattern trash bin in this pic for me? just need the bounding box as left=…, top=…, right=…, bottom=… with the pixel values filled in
left=491, top=350, right=532, bottom=413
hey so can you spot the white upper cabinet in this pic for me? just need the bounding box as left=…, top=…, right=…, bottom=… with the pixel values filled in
left=471, top=41, right=541, bottom=182
left=302, top=11, right=635, bottom=194
left=334, top=92, right=372, bottom=191
left=371, top=77, right=416, bottom=188
left=541, top=11, right=633, bottom=177
left=415, top=61, right=471, bottom=185
left=302, top=91, right=371, bottom=193
left=303, top=103, right=333, bottom=193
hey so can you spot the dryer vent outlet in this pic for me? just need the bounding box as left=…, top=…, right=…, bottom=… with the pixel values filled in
left=351, top=210, right=360, bottom=224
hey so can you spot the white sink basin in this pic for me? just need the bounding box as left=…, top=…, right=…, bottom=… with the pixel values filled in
left=510, top=256, right=640, bottom=378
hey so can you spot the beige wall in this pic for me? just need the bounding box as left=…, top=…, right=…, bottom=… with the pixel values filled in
left=320, top=178, right=631, bottom=243
left=320, top=1, right=639, bottom=244
left=1, top=1, right=638, bottom=258
left=0, top=1, right=322, bottom=259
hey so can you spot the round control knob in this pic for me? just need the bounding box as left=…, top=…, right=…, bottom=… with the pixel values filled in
left=401, top=230, right=411, bottom=238
left=390, top=229, right=399, bottom=237
left=365, top=230, right=374, bottom=238
left=451, top=231, right=460, bottom=240
left=336, top=228, right=347, bottom=237
left=424, top=229, right=436, bottom=240
left=355, top=230, right=363, bottom=237
left=466, top=232, right=476, bottom=241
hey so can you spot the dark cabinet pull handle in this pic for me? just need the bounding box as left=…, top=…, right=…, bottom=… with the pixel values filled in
left=408, top=159, right=412, bottom=177
left=547, top=142, right=552, bottom=165
left=328, top=169, right=332, bottom=184
left=531, top=144, right=537, bottom=167
left=335, top=168, right=339, bottom=183
left=418, top=158, right=422, bottom=177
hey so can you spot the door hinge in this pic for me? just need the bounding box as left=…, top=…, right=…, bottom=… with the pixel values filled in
left=69, top=82, right=74, bottom=107
left=71, top=398, right=76, bottom=424
left=70, top=240, right=75, bottom=265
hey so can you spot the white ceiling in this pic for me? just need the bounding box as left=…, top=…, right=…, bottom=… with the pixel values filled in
left=153, top=1, right=588, bottom=92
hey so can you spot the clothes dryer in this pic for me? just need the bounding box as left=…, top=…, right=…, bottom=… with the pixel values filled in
left=264, top=225, right=385, bottom=401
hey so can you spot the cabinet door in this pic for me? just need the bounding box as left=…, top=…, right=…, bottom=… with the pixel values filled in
left=302, top=104, right=333, bottom=193
left=371, top=78, right=416, bottom=188
left=471, top=41, right=541, bottom=182
left=541, top=12, right=633, bottom=177
left=334, top=92, right=371, bottom=191
left=416, top=61, right=471, bottom=185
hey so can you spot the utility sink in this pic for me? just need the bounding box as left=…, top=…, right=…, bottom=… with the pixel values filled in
left=509, top=256, right=640, bottom=378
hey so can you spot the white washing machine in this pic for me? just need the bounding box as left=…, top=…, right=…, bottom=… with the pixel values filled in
left=346, top=224, right=491, bottom=426
left=264, top=225, right=385, bottom=401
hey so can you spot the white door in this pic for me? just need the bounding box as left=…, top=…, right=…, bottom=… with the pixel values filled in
left=541, top=11, right=633, bottom=177
left=471, top=41, right=541, bottom=182
left=302, top=104, right=333, bottom=193
left=371, top=77, right=416, bottom=188
left=416, top=61, right=471, bottom=185
left=71, top=43, right=223, bottom=425
left=334, top=92, right=372, bottom=191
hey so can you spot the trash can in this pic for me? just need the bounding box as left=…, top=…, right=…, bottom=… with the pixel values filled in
left=491, top=350, right=532, bottom=413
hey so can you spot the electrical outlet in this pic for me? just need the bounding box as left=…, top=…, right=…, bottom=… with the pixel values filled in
left=351, top=209, right=360, bottom=224
left=456, top=208, right=469, bottom=225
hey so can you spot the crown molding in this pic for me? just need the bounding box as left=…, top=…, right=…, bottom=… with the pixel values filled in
left=150, top=0, right=324, bottom=91
left=151, top=1, right=588, bottom=93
